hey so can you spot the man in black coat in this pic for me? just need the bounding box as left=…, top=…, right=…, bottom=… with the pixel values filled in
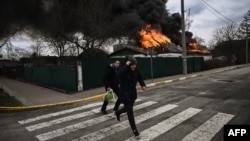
left=115, top=56, right=146, bottom=138
left=101, top=60, right=120, bottom=114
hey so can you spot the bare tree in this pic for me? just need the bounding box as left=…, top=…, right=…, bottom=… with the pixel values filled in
left=185, top=9, right=193, bottom=31
left=1, top=41, right=31, bottom=60
left=221, top=23, right=238, bottom=41
left=237, top=10, right=250, bottom=39
left=0, top=37, right=10, bottom=48
left=29, top=40, right=46, bottom=56
left=46, top=37, right=68, bottom=56
left=0, top=24, right=20, bottom=48
left=210, top=22, right=238, bottom=47
left=39, top=0, right=114, bottom=56
left=194, top=36, right=205, bottom=46
left=211, top=19, right=248, bottom=64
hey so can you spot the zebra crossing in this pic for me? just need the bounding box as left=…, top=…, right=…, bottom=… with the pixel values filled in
left=18, top=99, right=235, bottom=141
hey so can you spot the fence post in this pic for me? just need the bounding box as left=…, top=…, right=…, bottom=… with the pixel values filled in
left=76, top=61, right=83, bottom=91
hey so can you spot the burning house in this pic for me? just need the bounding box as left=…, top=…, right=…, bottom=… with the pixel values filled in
left=112, top=24, right=210, bottom=58
left=138, top=24, right=182, bottom=54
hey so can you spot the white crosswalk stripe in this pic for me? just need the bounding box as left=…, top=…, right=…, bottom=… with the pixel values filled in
left=36, top=101, right=157, bottom=141
left=26, top=104, right=117, bottom=131
left=125, top=108, right=202, bottom=141
left=17, top=99, right=235, bottom=141
left=73, top=104, right=178, bottom=141
left=18, top=102, right=103, bottom=124
left=181, top=112, right=235, bottom=141
left=18, top=99, right=142, bottom=125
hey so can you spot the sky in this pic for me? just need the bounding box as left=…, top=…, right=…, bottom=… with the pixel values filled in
left=167, top=0, right=250, bottom=44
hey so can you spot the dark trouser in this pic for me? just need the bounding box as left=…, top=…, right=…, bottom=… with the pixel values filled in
left=101, top=89, right=120, bottom=111
left=101, top=100, right=108, bottom=111
left=117, top=102, right=138, bottom=133
left=101, top=96, right=121, bottom=111
left=113, top=98, right=121, bottom=111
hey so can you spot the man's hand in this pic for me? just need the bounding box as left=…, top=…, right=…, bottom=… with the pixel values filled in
left=126, top=61, right=131, bottom=66
left=141, top=86, right=146, bottom=91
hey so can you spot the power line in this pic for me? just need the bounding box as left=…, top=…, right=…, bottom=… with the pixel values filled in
left=198, top=0, right=227, bottom=23
left=199, top=0, right=237, bottom=24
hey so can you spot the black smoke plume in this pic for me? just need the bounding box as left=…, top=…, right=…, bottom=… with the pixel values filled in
left=0, top=0, right=182, bottom=44
left=0, top=0, right=45, bottom=38
left=110, top=0, right=182, bottom=42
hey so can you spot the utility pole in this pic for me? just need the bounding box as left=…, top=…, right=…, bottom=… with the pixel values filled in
left=246, top=18, right=249, bottom=64
left=150, top=47, right=154, bottom=82
left=181, top=0, right=187, bottom=74
left=246, top=27, right=248, bottom=64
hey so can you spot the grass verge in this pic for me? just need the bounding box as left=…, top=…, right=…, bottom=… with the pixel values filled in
left=0, top=88, right=23, bottom=106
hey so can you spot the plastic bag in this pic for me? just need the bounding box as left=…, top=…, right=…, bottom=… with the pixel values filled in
left=103, top=89, right=117, bottom=102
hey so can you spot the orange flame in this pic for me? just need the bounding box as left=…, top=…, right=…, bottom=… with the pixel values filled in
left=139, top=24, right=171, bottom=48
left=188, top=42, right=210, bottom=54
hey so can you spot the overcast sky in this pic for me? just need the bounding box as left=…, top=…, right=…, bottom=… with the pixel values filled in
left=167, top=0, right=250, bottom=44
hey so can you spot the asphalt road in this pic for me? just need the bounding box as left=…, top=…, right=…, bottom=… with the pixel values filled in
left=0, top=66, right=250, bottom=141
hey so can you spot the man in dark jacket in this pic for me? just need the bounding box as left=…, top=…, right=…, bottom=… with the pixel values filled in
left=101, top=60, right=120, bottom=114
left=115, top=56, right=146, bottom=138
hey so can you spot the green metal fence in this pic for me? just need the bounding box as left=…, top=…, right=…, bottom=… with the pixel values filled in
left=80, top=57, right=204, bottom=90
left=16, top=66, right=77, bottom=92
left=6, top=57, right=204, bottom=92
left=137, top=57, right=183, bottom=79
left=81, top=58, right=112, bottom=90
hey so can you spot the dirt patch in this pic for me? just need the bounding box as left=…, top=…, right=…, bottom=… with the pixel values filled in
left=0, top=88, right=23, bottom=106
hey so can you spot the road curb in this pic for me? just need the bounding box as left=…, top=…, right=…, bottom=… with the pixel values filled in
left=137, top=64, right=250, bottom=89
left=0, top=93, right=105, bottom=111
left=1, top=64, right=249, bottom=111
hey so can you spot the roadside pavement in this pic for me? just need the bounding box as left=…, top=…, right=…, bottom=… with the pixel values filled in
left=0, top=64, right=249, bottom=111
